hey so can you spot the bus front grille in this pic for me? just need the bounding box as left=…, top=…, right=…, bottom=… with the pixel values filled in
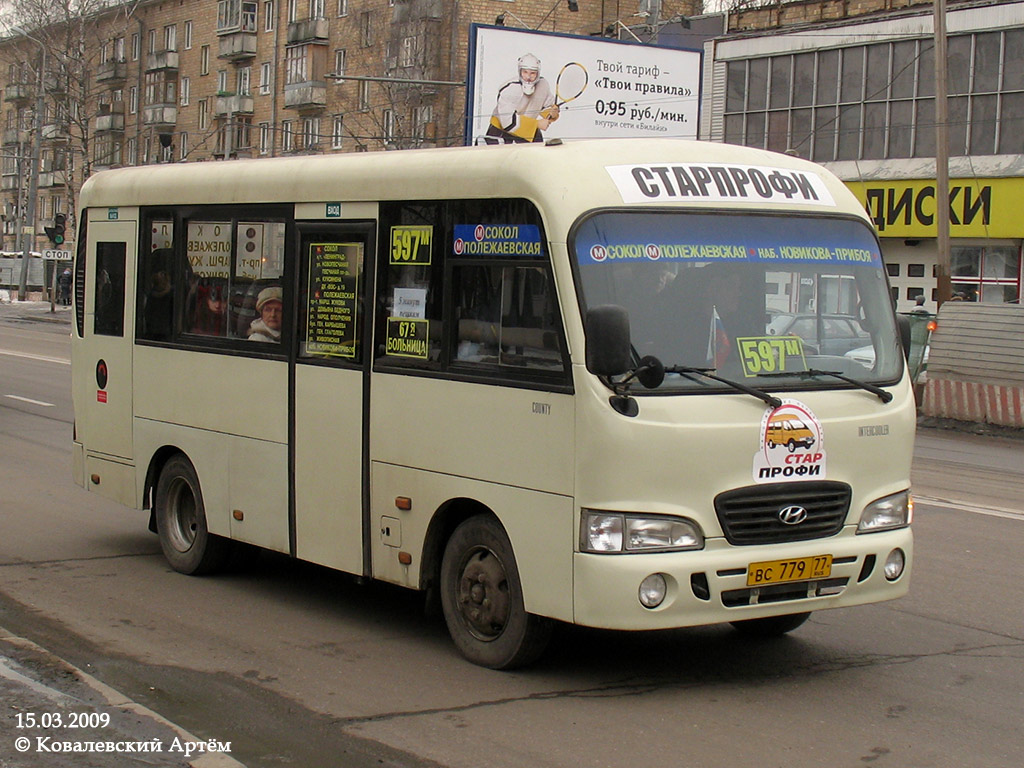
left=714, top=481, right=852, bottom=545
left=721, top=577, right=850, bottom=607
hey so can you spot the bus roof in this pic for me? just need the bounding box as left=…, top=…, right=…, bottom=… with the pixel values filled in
left=79, top=139, right=867, bottom=234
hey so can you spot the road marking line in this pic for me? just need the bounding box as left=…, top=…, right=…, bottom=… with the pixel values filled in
left=0, top=348, right=70, bottom=365
left=5, top=394, right=55, bottom=407
left=914, top=494, right=1024, bottom=521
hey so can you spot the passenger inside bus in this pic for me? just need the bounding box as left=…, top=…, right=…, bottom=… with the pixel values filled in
left=247, top=285, right=283, bottom=342
left=140, top=248, right=176, bottom=341
left=190, top=278, right=229, bottom=336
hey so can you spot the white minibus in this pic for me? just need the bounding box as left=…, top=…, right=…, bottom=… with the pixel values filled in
left=71, top=139, right=913, bottom=668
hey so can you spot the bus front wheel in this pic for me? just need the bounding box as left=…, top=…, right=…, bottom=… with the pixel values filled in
left=440, top=515, right=552, bottom=669
left=155, top=454, right=228, bottom=575
left=730, top=611, right=810, bottom=637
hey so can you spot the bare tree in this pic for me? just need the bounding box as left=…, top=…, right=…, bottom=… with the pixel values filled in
left=1, top=0, right=143, bottom=243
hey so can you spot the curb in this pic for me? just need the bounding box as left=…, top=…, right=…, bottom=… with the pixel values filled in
left=0, top=628, right=246, bottom=768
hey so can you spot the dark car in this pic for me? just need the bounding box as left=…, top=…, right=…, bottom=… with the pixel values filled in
left=766, top=312, right=871, bottom=356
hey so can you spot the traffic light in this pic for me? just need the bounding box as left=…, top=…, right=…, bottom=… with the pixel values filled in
left=44, top=213, right=66, bottom=246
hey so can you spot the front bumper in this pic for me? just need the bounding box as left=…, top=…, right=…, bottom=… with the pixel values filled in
left=572, top=526, right=912, bottom=630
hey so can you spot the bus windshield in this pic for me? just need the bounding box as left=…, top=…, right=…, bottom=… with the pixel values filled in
left=574, top=211, right=902, bottom=391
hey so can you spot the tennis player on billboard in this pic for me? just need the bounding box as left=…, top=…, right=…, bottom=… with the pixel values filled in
left=485, top=54, right=561, bottom=143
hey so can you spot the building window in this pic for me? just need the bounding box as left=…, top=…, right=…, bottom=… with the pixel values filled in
left=113, top=36, right=125, bottom=61
left=950, top=245, right=1022, bottom=303
left=148, top=29, right=157, bottom=54
left=129, top=86, right=138, bottom=114
left=237, top=67, right=251, bottom=96
left=413, top=105, right=432, bottom=143
left=164, top=25, right=177, bottom=52
left=301, top=116, right=320, bottom=150
left=337, top=0, right=347, bottom=16
left=285, top=45, right=307, bottom=85
left=180, top=132, right=189, bottom=160
left=259, top=121, right=271, bottom=154
left=219, top=0, right=258, bottom=32
left=260, top=62, right=272, bottom=95
left=311, top=0, right=325, bottom=18
left=382, top=108, right=394, bottom=145
left=131, top=33, right=140, bottom=60
left=218, top=70, right=229, bottom=93
left=198, top=99, right=209, bottom=130
left=360, top=11, right=372, bottom=47
left=334, top=48, right=345, bottom=78
left=126, top=137, right=136, bottom=165
left=201, top=45, right=210, bottom=76
left=331, top=114, right=344, bottom=148
left=358, top=79, right=370, bottom=110
left=282, top=120, right=293, bottom=152
left=723, top=29, right=1024, bottom=162
left=180, top=77, right=190, bottom=106
left=264, top=0, right=275, bottom=31
left=288, top=0, right=297, bottom=23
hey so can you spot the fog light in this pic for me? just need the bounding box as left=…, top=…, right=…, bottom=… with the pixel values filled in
left=639, top=573, right=667, bottom=608
left=884, top=548, right=906, bottom=581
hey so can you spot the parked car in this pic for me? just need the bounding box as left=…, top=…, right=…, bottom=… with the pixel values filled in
left=765, top=312, right=871, bottom=356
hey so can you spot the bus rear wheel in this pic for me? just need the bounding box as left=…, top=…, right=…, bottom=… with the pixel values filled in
left=440, top=515, right=552, bottom=669
left=155, top=454, right=228, bottom=575
left=730, top=611, right=811, bottom=637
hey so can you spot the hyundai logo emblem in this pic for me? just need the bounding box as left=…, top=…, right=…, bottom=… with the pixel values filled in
left=778, top=505, right=809, bottom=525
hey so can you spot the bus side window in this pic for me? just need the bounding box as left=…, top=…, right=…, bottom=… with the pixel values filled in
left=138, top=248, right=177, bottom=341
left=454, top=265, right=563, bottom=371
left=94, top=242, right=126, bottom=337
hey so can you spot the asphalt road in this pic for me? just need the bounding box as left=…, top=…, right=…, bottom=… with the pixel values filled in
left=1, top=307, right=1022, bottom=768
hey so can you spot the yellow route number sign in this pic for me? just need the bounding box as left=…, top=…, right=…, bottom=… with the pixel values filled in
left=390, top=225, right=433, bottom=265
left=737, top=335, right=806, bottom=378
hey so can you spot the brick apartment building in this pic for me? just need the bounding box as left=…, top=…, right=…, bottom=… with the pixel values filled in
left=0, top=0, right=702, bottom=266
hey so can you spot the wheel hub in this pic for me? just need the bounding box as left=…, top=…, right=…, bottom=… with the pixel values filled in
left=457, top=548, right=510, bottom=640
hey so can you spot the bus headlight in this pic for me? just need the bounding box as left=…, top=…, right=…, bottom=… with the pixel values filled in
left=858, top=491, right=913, bottom=533
left=581, top=511, right=704, bottom=553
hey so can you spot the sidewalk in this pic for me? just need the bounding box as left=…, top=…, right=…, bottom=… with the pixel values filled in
left=0, top=294, right=72, bottom=325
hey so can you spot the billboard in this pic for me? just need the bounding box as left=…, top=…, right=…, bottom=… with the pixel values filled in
left=467, top=25, right=701, bottom=146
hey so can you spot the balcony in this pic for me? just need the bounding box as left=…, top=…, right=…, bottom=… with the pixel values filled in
left=214, top=94, right=254, bottom=116
left=42, top=123, right=69, bottom=141
left=38, top=171, right=66, bottom=188
left=2, top=128, right=27, bottom=145
left=96, top=59, right=128, bottom=84
left=145, top=50, right=179, bottom=73
left=287, top=17, right=329, bottom=45
left=218, top=32, right=257, bottom=60
left=284, top=82, right=326, bottom=110
left=142, top=104, right=177, bottom=128
left=4, top=84, right=31, bottom=103
left=96, top=113, right=125, bottom=133
left=1, top=174, right=19, bottom=191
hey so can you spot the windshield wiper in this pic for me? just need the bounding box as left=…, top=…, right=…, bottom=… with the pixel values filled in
left=663, top=365, right=783, bottom=409
left=760, top=369, right=893, bottom=404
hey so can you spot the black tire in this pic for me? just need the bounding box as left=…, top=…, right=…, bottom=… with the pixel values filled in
left=787, top=439, right=797, bottom=453
left=154, top=454, right=228, bottom=575
left=440, top=515, right=552, bottom=669
left=730, top=612, right=811, bottom=637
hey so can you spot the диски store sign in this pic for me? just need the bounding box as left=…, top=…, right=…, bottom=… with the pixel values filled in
left=845, top=178, right=1024, bottom=239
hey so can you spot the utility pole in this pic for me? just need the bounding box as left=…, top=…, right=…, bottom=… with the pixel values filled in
left=15, top=28, right=46, bottom=302
left=934, top=0, right=952, bottom=307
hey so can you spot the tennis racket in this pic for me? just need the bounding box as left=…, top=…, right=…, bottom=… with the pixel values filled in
left=555, top=62, right=589, bottom=106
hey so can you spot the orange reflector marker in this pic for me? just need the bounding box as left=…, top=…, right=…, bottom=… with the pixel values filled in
left=90, top=474, right=100, bottom=485
left=927, top=320, right=938, bottom=332
left=398, top=551, right=413, bottom=565
left=233, top=509, right=245, bottom=521
left=395, top=496, right=412, bottom=511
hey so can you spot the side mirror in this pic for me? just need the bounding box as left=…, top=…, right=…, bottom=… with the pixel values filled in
left=585, top=305, right=632, bottom=377
left=896, top=314, right=912, bottom=360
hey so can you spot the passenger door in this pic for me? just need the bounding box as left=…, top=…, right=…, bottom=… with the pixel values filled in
left=72, top=215, right=137, bottom=461
left=291, top=221, right=375, bottom=574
